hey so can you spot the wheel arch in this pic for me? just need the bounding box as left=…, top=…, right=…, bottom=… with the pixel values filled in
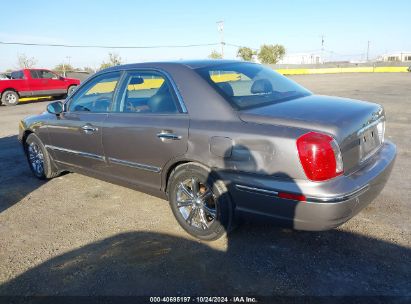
left=21, top=130, right=34, bottom=150
left=1, top=88, right=20, bottom=97
left=163, top=159, right=225, bottom=196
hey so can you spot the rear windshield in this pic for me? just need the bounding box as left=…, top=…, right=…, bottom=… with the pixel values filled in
left=195, top=63, right=311, bottom=110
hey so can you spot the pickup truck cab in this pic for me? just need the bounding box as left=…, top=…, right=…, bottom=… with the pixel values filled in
left=0, top=69, right=80, bottom=106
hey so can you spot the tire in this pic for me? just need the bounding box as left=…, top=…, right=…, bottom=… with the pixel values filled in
left=1, top=90, right=19, bottom=106
left=55, top=94, right=66, bottom=100
left=24, top=133, right=60, bottom=180
left=168, top=162, right=234, bottom=241
left=67, top=85, right=77, bottom=96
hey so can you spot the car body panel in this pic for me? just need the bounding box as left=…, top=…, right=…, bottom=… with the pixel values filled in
left=46, top=112, right=107, bottom=171
left=103, top=113, right=189, bottom=191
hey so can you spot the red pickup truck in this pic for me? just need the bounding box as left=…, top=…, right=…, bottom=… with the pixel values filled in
left=0, top=69, right=80, bottom=106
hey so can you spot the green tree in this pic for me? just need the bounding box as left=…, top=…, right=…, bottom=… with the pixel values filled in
left=17, top=54, right=37, bottom=68
left=237, top=47, right=255, bottom=61
left=53, top=63, right=75, bottom=74
left=100, top=52, right=122, bottom=70
left=208, top=50, right=223, bottom=59
left=257, top=44, right=286, bottom=64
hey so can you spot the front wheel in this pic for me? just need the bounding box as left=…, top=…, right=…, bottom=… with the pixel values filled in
left=67, top=85, right=77, bottom=96
left=25, top=133, right=60, bottom=179
left=1, top=90, right=19, bottom=106
left=168, top=163, right=234, bottom=241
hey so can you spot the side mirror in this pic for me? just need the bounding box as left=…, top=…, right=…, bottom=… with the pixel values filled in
left=47, top=101, right=63, bottom=115
left=59, top=76, right=65, bottom=80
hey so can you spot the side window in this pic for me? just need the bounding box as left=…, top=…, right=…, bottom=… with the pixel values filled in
left=116, top=71, right=179, bottom=114
left=38, top=70, right=58, bottom=79
left=11, top=71, right=24, bottom=79
left=30, top=70, right=40, bottom=79
left=68, top=72, right=121, bottom=113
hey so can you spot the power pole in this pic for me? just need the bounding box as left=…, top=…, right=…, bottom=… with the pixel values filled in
left=321, top=34, right=325, bottom=63
left=216, top=20, right=225, bottom=58
left=367, top=41, right=370, bottom=62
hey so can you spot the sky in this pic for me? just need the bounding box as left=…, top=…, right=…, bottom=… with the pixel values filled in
left=0, top=0, right=410, bottom=71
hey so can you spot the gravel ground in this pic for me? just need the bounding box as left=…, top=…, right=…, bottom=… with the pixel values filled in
left=0, top=73, right=410, bottom=296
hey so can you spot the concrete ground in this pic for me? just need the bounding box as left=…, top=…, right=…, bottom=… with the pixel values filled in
left=0, top=73, right=410, bottom=296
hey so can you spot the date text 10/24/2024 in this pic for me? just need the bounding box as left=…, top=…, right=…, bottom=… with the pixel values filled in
left=149, top=297, right=258, bottom=303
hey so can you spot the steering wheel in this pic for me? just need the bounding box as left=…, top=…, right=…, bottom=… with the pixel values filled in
left=91, top=97, right=111, bottom=112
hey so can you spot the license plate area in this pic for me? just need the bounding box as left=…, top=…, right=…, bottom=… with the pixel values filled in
left=359, top=125, right=381, bottom=161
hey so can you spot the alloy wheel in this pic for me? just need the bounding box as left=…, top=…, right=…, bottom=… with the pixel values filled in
left=176, top=178, right=217, bottom=230
left=28, top=142, right=44, bottom=176
left=5, top=93, right=17, bottom=104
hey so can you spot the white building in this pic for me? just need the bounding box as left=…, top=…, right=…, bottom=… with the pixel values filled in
left=278, top=53, right=323, bottom=65
left=378, top=52, right=411, bottom=62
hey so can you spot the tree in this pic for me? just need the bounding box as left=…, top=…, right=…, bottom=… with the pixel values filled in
left=100, top=52, right=122, bottom=70
left=17, top=54, right=37, bottom=68
left=237, top=47, right=255, bottom=61
left=208, top=50, right=223, bottom=59
left=257, top=44, right=286, bottom=64
left=83, top=67, right=95, bottom=74
left=53, top=63, right=75, bottom=74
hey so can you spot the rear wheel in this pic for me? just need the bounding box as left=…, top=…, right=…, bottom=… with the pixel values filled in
left=1, top=90, right=19, bottom=106
left=168, top=163, right=234, bottom=241
left=25, top=133, right=60, bottom=179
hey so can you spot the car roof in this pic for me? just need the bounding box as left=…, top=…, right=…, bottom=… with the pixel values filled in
left=103, top=59, right=252, bottom=72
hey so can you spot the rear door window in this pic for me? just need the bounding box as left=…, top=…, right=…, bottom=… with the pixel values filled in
left=115, top=71, right=180, bottom=114
left=11, top=71, right=24, bottom=79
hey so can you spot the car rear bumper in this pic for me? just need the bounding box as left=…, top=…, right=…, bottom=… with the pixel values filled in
left=220, top=141, right=396, bottom=230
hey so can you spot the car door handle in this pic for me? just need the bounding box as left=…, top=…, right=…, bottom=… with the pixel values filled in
left=157, top=131, right=182, bottom=140
left=81, top=125, right=98, bottom=134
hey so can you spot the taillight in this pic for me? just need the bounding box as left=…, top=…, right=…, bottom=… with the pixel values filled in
left=297, top=132, right=344, bottom=181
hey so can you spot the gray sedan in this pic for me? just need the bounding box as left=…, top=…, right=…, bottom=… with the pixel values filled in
left=19, top=60, right=396, bottom=240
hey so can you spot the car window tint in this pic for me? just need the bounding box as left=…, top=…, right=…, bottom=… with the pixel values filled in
left=11, top=71, right=24, bottom=79
left=39, top=70, right=58, bottom=79
left=117, top=72, right=178, bottom=114
left=68, top=72, right=121, bottom=113
left=30, top=70, right=40, bottom=79
left=196, top=63, right=311, bottom=110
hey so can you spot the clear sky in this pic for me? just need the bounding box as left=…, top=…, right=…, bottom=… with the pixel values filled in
left=0, top=0, right=410, bottom=71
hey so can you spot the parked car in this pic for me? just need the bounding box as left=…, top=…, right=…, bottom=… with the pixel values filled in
left=18, top=60, right=396, bottom=240
left=0, top=68, right=80, bottom=106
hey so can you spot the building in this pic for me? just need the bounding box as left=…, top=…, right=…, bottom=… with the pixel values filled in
left=278, top=53, right=324, bottom=65
left=378, top=52, right=411, bottom=62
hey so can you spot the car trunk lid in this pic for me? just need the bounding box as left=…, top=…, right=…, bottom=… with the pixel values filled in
left=239, top=94, right=385, bottom=174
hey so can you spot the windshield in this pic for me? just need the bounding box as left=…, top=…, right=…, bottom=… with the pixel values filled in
left=195, top=63, right=312, bottom=110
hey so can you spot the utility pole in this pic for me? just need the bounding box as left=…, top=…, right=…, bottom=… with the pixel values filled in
left=321, top=34, right=325, bottom=50
left=65, top=56, right=72, bottom=77
left=216, top=20, right=225, bottom=58
left=321, top=34, right=325, bottom=63
left=367, top=41, right=370, bottom=62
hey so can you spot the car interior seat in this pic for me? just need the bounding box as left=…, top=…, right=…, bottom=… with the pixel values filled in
left=216, top=82, right=234, bottom=97
left=147, top=83, right=177, bottom=113
left=251, top=79, right=273, bottom=94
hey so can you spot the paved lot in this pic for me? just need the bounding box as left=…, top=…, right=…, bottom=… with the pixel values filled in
left=0, top=73, right=410, bottom=296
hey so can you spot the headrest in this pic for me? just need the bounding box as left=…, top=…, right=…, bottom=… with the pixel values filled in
left=129, top=77, right=144, bottom=85
left=251, top=79, right=273, bottom=94
left=217, top=82, right=234, bottom=96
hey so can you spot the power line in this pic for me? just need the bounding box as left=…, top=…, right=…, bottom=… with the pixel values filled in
left=0, top=41, right=219, bottom=49
left=225, top=43, right=259, bottom=51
